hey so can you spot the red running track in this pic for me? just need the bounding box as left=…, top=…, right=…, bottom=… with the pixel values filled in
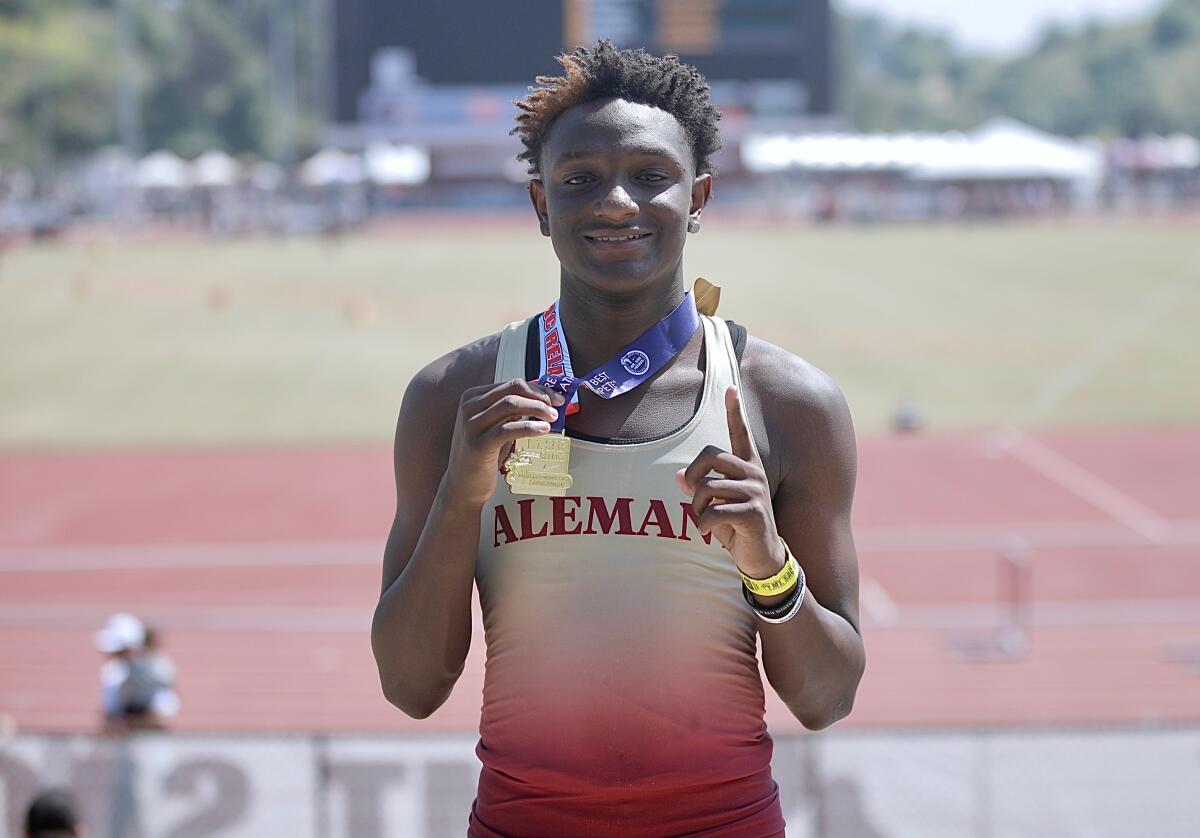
left=1, top=427, right=1198, bottom=734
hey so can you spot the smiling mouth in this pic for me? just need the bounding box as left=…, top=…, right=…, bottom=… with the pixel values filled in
left=584, top=232, right=652, bottom=242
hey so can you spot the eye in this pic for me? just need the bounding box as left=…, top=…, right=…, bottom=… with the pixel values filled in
left=636, top=172, right=670, bottom=184
left=563, top=174, right=595, bottom=186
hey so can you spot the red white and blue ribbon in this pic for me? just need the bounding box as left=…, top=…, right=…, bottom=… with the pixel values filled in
left=536, top=292, right=700, bottom=432
left=538, top=300, right=579, bottom=414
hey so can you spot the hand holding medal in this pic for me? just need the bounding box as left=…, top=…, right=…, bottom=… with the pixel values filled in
left=442, top=377, right=566, bottom=509
left=504, top=289, right=703, bottom=497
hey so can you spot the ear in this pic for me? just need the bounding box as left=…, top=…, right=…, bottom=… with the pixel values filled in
left=528, top=179, right=550, bottom=237
left=689, top=172, right=712, bottom=224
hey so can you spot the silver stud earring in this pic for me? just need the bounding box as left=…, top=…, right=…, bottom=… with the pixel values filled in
left=687, top=218, right=701, bottom=234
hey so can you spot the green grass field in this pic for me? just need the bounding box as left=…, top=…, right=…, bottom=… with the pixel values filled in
left=1, top=219, right=1197, bottom=449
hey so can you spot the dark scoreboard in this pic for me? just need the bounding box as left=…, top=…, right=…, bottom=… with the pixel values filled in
left=334, top=0, right=832, bottom=122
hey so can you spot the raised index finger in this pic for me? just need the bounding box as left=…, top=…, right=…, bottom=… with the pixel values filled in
left=725, top=385, right=755, bottom=462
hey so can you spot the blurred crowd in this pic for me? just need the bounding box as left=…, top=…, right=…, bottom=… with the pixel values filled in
left=0, top=123, right=1197, bottom=242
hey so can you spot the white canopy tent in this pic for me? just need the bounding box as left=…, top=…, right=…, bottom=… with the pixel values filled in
left=136, top=150, right=191, bottom=190
left=192, top=150, right=240, bottom=188
left=1111, top=133, right=1200, bottom=170
left=910, top=118, right=1103, bottom=182
left=742, top=131, right=964, bottom=173
left=742, top=118, right=1103, bottom=185
left=363, top=143, right=430, bottom=185
left=1160, top=134, right=1200, bottom=169
left=298, top=149, right=366, bottom=187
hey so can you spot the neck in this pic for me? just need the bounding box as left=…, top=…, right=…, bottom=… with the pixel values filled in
left=557, top=269, right=687, bottom=372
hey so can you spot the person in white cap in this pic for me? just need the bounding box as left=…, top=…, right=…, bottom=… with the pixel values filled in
left=95, top=613, right=176, bottom=733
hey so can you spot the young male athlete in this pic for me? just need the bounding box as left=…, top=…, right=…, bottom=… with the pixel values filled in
left=372, top=41, right=865, bottom=837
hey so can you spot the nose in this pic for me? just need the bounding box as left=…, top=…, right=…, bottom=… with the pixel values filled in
left=595, top=182, right=638, bottom=223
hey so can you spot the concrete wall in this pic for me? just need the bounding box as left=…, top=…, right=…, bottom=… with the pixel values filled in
left=3, top=727, right=1198, bottom=837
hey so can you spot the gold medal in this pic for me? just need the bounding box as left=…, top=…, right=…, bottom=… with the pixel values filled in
left=504, top=433, right=573, bottom=496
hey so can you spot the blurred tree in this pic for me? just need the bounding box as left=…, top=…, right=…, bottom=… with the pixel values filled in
left=1155, top=36, right=1200, bottom=135
left=135, top=0, right=323, bottom=160
left=0, top=0, right=51, bottom=20
left=837, top=14, right=994, bottom=132
left=2, top=0, right=1199, bottom=174
left=1084, top=36, right=1165, bottom=135
left=841, top=2, right=1200, bottom=138
left=0, top=4, right=117, bottom=175
left=137, top=0, right=270, bottom=157
left=1153, top=0, right=1200, bottom=49
left=0, top=0, right=322, bottom=173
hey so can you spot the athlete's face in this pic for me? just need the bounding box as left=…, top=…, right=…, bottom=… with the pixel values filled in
left=530, top=98, right=711, bottom=293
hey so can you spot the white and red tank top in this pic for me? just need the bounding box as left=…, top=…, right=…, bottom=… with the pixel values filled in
left=470, top=314, right=785, bottom=837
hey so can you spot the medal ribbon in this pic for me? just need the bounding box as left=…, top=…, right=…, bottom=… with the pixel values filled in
left=538, top=299, right=580, bottom=414
left=536, top=292, right=700, bottom=432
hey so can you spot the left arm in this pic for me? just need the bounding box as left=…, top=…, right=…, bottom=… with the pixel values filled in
left=757, top=369, right=864, bottom=729
left=678, top=369, right=864, bottom=730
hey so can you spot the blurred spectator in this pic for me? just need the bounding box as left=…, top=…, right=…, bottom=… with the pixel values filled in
left=141, top=624, right=180, bottom=719
left=94, top=613, right=179, bottom=733
left=891, top=397, right=927, bottom=433
left=23, top=788, right=84, bottom=838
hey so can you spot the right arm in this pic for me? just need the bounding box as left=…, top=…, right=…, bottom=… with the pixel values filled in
left=371, top=342, right=562, bottom=718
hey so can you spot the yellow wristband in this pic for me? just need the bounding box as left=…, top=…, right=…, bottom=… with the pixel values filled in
left=740, top=541, right=800, bottom=596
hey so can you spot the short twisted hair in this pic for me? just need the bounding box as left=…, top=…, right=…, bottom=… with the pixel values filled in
left=513, top=39, right=722, bottom=177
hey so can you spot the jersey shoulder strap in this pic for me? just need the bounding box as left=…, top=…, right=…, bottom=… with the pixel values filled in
left=522, top=313, right=748, bottom=378
left=725, top=319, right=747, bottom=365
left=523, top=314, right=540, bottom=379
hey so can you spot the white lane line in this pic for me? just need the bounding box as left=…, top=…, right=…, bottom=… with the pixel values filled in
left=1, top=597, right=1198, bottom=632
left=877, top=597, right=1200, bottom=630
left=856, top=519, right=1200, bottom=553
left=0, top=539, right=384, bottom=573
left=2, top=519, right=1199, bottom=574
left=1023, top=278, right=1193, bottom=424
left=0, top=603, right=371, bottom=632
left=1001, top=430, right=1172, bottom=542
left=859, top=577, right=899, bottom=626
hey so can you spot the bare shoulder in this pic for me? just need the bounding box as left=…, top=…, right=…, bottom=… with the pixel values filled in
left=738, top=335, right=856, bottom=492
left=740, top=335, right=851, bottom=425
left=403, top=332, right=503, bottom=417
left=394, top=331, right=504, bottom=471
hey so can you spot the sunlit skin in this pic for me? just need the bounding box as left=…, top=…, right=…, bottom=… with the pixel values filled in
left=529, top=98, right=712, bottom=374
left=374, top=91, right=864, bottom=748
